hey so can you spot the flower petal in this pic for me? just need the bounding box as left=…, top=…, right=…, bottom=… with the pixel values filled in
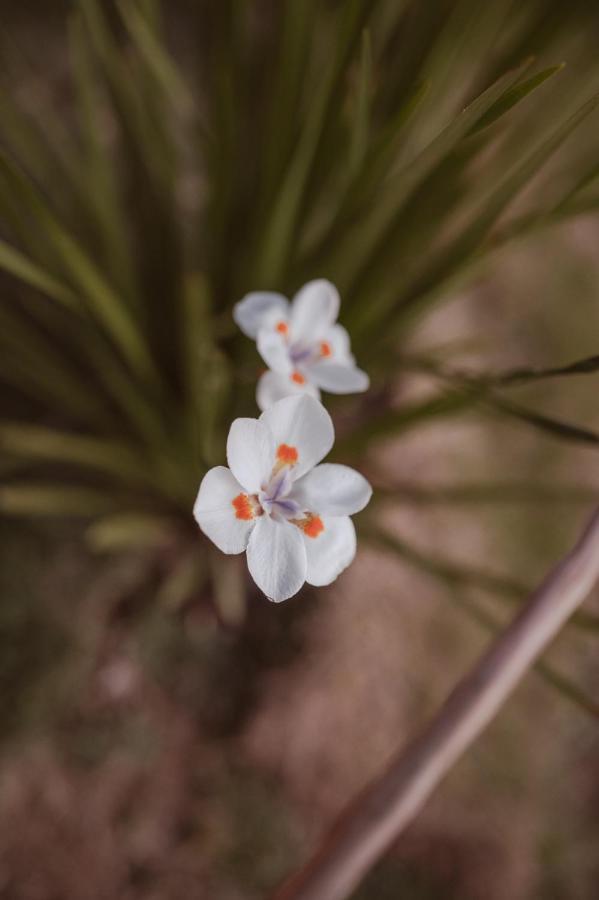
left=246, top=515, right=307, bottom=602
left=257, top=327, right=293, bottom=374
left=304, top=516, right=356, bottom=586
left=326, top=324, right=354, bottom=363
left=226, top=418, right=275, bottom=493
left=290, top=279, right=340, bottom=342
left=233, top=291, right=289, bottom=338
left=260, top=394, right=334, bottom=479
left=292, top=464, right=372, bottom=516
left=256, top=370, right=321, bottom=412
left=307, top=361, right=369, bottom=394
left=193, top=466, right=255, bottom=554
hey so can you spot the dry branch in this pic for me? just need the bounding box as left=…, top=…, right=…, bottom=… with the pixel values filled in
left=272, top=506, right=599, bottom=900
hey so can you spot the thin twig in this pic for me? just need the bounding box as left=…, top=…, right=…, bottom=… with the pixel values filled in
left=271, top=506, right=599, bottom=900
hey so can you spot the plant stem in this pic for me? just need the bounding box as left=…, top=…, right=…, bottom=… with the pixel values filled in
left=271, top=506, right=599, bottom=900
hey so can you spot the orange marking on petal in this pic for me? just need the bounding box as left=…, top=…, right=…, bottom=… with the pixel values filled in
left=232, top=493, right=254, bottom=520
left=303, top=514, right=325, bottom=539
left=277, top=443, right=298, bottom=465
left=291, top=371, right=305, bottom=385
left=275, top=320, right=289, bottom=335
left=319, top=340, right=332, bottom=358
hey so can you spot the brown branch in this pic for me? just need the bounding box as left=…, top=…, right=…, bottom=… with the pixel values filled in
left=271, top=506, right=599, bottom=900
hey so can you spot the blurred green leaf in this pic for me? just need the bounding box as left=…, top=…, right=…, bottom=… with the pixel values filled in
left=490, top=398, right=599, bottom=449
left=116, top=0, right=194, bottom=112
left=0, top=150, right=155, bottom=379
left=349, top=30, right=372, bottom=178
left=496, top=353, right=599, bottom=385
left=0, top=484, right=118, bottom=517
left=471, top=65, right=565, bottom=134
left=86, top=513, right=175, bottom=551
left=0, top=239, right=78, bottom=308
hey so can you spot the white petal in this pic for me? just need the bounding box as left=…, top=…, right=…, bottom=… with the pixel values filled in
left=256, top=370, right=321, bottom=412
left=233, top=291, right=289, bottom=338
left=307, top=361, right=369, bottom=394
left=290, top=279, right=340, bottom=342
left=326, top=324, right=354, bottom=363
left=226, top=418, right=275, bottom=493
left=292, top=464, right=372, bottom=516
left=259, top=394, right=334, bottom=480
left=193, top=466, right=255, bottom=554
left=304, top=516, right=356, bottom=587
left=257, top=327, right=292, bottom=374
left=246, top=515, right=307, bottom=602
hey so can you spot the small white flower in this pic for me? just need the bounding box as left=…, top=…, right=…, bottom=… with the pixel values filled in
left=233, top=279, right=370, bottom=411
left=193, top=395, right=372, bottom=602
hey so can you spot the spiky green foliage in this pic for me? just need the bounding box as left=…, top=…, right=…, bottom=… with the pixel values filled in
left=1, top=1, right=599, bottom=714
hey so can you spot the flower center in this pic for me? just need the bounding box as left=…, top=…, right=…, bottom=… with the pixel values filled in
left=291, top=512, right=324, bottom=538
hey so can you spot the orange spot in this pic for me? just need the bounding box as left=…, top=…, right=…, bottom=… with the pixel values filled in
left=303, top=514, right=324, bottom=539
left=276, top=321, right=289, bottom=335
left=277, top=443, right=298, bottom=465
left=319, top=341, right=332, bottom=358
left=291, top=371, right=305, bottom=385
left=232, top=493, right=254, bottom=520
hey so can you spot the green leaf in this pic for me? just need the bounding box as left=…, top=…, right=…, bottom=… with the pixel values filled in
left=393, top=91, right=599, bottom=329
left=256, top=0, right=372, bottom=282
left=349, top=29, right=372, bottom=178
left=0, top=150, right=155, bottom=380
left=491, top=398, right=599, bottom=449
left=156, top=549, right=206, bottom=610
left=0, top=423, right=152, bottom=485
left=375, top=480, right=599, bottom=506
left=471, top=65, right=564, bottom=134
left=209, top=551, right=247, bottom=627
left=116, top=0, right=194, bottom=111
left=339, top=386, right=481, bottom=456
left=496, top=353, right=599, bottom=385
left=0, top=484, right=118, bottom=517
left=86, top=513, right=175, bottom=551
left=327, top=60, right=533, bottom=290
left=0, top=239, right=77, bottom=307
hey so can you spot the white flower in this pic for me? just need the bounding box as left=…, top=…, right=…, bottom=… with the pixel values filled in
left=233, top=279, right=370, bottom=411
left=193, top=395, right=372, bottom=602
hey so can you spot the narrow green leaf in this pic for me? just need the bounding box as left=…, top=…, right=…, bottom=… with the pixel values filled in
left=209, top=551, right=247, bottom=627
left=375, top=480, right=599, bottom=506
left=491, top=398, right=599, bottom=449
left=496, top=353, right=599, bottom=385
left=86, top=513, right=174, bottom=551
left=0, top=238, right=78, bottom=307
left=256, top=0, right=372, bottom=282
left=328, top=60, right=533, bottom=289
left=338, top=386, right=481, bottom=456
left=0, top=151, right=155, bottom=379
left=0, top=423, right=151, bottom=485
left=349, top=30, right=372, bottom=178
left=69, top=14, right=140, bottom=308
left=0, top=484, right=118, bottom=517
left=471, top=65, right=564, bottom=134
left=394, top=91, right=599, bottom=328
left=156, top=550, right=206, bottom=610
left=116, top=0, right=194, bottom=111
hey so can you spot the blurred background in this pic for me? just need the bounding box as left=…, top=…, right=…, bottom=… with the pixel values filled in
left=0, top=1, right=598, bottom=897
